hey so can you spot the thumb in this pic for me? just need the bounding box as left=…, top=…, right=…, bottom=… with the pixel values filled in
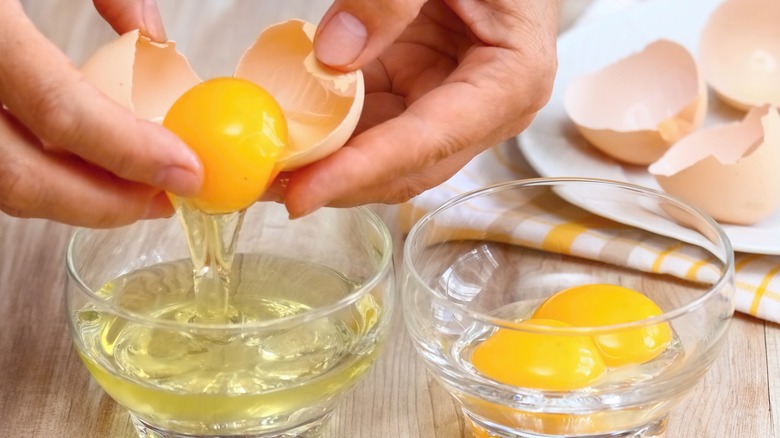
left=314, top=0, right=426, bottom=70
left=92, top=0, right=167, bottom=42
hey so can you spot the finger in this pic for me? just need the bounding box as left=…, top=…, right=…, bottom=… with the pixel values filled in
left=288, top=0, right=559, bottom=216
left=92, top=0, right=167, bottom=42
left=286, top=107, right=533, bottom=218
left=0, top=3, right=202, bottom=197
left=0, top=109, right=173, bottom=228
left=283, top=57, right=549, bottom=217
left=314, top=0, right=428, bottom=69
left=446, top=0, right=560, bottom=50
left=320, top=144, right=481, bottom=207
left=261, top=90, right=405, bottom=206
left=283, top=107, right=439, bottom=217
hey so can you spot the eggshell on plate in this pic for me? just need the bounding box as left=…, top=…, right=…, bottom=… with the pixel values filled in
left=564, top=39, right=707, bottom=165
left=80, top=30, right=201, bottom=122
left=648, top=105, right=780, bottom=225
left=699, top=0, right=780, bottom=111
left=234, top=19, right=365, bottom=170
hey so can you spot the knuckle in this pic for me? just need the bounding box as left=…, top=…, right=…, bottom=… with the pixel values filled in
left=91, top=209, right=128, bottom=228
left=0, top=158, right=39, bottom=217
left=0, top=201, right=26, bottom=219
left=389, top=0, right=420, bottom=20
left=406, top=113, right=465, bottom=170
left=418, top=136, right=464, bottom=171
left=29, top=82, right=85, bottom=148
left=97, top=142, right=138, bottom=179
left=401, top=181, right=427, bottom=202
left=31, top=82, right=143, bottom=180
left=522, top=47, right=558, bottom=112
left=361, top=0, right=420, bottom=24
left=386, top=175, right=430, bottom=204
left=529, top=56, right=558, bottom=112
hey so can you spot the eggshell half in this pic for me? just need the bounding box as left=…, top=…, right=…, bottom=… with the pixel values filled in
left=699, top=0, right=780, bottom=110
left=234, top=19, right=365, bottom=170
left=81, top=30, right=201, bottom=122
left=649, top=105, right=780, bottom=225
left=565, top=39, right=707, bottom=165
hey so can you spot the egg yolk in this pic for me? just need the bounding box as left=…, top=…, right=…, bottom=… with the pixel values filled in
left=532, top=284, right=672, bottom=367
left=470, top=319, right=606, bottom=390
left=163, top=77, right=287, bottom=213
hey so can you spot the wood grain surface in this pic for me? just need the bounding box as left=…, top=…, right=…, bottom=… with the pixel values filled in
left=2, top=1, right=778, bottom=437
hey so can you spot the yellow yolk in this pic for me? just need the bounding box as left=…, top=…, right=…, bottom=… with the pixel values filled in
left=532, top=284, right=672, bottom=367
left=468, top=418, right=497, bottom=438
left=163, top=77, right=288, bottom=213
left=471, top=319, right=606, bottom=391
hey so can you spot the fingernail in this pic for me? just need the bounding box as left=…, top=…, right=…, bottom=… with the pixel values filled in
left=259, top=175, right=289, bottom=203
left=288, top=202, right=325, bottom=220
left=153, top=166, right=201, bottom=197
left=259, top=189, right=284, bottom=203
left=315, top=11, right=367, bottom=66
left=144, top=193, right=175, bottom=219
left=142, top=0, right=167, bottom=42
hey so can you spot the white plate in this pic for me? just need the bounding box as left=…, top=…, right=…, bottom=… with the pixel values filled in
left=519, top=0, right=780, bottom=255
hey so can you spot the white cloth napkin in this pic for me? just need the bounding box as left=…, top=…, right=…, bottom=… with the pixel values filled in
left=403, top=0, right=780, bottom=323
left=401, top=141, right=780, bottom=323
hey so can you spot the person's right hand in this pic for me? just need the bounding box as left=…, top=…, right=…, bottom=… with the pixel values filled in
left=0, top=0, right=202, bottom=228
left=280, top=0, right=558, bottom=217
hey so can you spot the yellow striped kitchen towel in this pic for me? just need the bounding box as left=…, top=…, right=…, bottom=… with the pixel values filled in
left=400, top=141, right=780, bottom=324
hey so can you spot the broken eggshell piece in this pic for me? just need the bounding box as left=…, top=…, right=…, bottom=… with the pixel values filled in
left=564, top=39, right=707, bottom=165
left=649, top=105, right=780, bottom=225
left=234, top=19, right=365, bottom=170
left=80, top=20, right=364, bottom=171
left=80, top=30, right=201, bottom=123
left=699, top=0, right=780, bottom=111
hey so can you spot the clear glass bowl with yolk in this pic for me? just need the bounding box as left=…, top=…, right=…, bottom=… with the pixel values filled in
left=402, top=178, right=735, bottom=438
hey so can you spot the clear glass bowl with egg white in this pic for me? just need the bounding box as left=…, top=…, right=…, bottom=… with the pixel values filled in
left=66, top=6, right=388, bottom=437
left=67, top=202, right=395, bottom=437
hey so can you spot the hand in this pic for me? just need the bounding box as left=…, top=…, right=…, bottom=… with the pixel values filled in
left=0, top=0, right=201, bottom=227
left=91, top=0, right=558, bottom=219
left=281, top=0, right=559, bottom=217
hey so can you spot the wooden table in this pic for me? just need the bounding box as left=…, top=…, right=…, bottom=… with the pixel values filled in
left=3, top=1, right=778, bottom=437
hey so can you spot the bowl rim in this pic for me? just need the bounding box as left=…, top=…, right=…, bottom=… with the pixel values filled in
left=402, top=177, right=735, bottom=335
left=66, top=204, right=393, bottom=332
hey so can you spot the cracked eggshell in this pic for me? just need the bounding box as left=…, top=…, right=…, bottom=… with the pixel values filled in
left=81, top=30, right=201, bottom=122
left=699, top=0, right=780, bottom=111
left=81, top=20, right=364, bottom=172
left=234, top=19, right=365, bottom=170
left=564, top=39, right=707, bottom=165
left=649, top=105, right=780, bottom=225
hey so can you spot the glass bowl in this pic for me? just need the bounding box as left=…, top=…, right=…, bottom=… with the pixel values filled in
left=402, top=178, right=735, bottom=437
left=66, top=202, right=394, bottom=437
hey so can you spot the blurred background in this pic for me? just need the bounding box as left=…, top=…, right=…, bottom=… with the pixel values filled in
left=22, top=0, right=604, bottom=79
